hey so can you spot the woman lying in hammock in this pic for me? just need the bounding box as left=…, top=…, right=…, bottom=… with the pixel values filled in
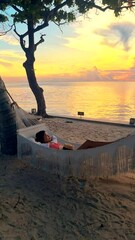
left=35, top=130, right=114, bottom=150
left=35, top=130, right=73, bottom=150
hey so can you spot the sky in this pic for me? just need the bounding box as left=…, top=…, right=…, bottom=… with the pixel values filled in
left=1, top=7, right=135, bottom=82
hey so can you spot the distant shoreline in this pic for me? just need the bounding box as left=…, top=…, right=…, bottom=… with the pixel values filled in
left=5, top=80, right=135, bottom=87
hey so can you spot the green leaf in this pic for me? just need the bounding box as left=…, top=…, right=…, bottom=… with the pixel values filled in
left=0, top=14, right=8, bottom=22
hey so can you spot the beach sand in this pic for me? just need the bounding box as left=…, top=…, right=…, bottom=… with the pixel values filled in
left=0, top=118, right=135, bottom=239
left=44, top=117, right=134, bottom=144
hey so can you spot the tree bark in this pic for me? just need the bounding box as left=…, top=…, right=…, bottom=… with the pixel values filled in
left=23, top=58, right=47, bottom=117
left=0, top=78, right=17, bottom=155
left=22, top=19, right=48, bottom=117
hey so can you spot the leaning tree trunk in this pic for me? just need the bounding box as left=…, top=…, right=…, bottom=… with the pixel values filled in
left=20, top=19, right=48, bottom=118
left=0, top=78, right=17, bottom=155
left=23, top=57, right=48, bottom=117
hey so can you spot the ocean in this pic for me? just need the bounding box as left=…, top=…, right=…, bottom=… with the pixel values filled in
left=5, top=80, right=135, bottom=124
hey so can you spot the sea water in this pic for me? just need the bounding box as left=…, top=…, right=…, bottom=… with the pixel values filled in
left=5, top=80, right=135, bottom=124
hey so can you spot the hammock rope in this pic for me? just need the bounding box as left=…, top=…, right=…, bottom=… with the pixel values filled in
left=4, top=83, right=42, bottom=129
left=12, top=103, right=42, bottom=129
left=5, top=88, right=17, bottom=104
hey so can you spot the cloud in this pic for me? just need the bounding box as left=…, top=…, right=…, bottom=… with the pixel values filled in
left=95, top=22, right=135, bottom=51
left=79, top=66, right=135, bottom=82
left=0, top=50, right=24, bottom=60
left=80, top=66, right=115, bottom=81
left=1, top=34, right=19, bottom=46
left=0, top=60, right=12, bottom=68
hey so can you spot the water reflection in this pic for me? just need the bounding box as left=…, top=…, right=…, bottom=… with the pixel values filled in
left=7, top=81, right=135, bottom=124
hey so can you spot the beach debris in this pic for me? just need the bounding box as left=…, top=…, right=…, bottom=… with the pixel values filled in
left=65, top=120, right=73, bottom=123
left=13, top=193, right=21, bottom=209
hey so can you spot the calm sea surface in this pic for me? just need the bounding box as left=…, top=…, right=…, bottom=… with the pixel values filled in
left=5, top=81, right=135, bottom=124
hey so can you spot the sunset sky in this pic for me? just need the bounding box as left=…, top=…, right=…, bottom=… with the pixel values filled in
left=1, top=7, right=135, bottom=82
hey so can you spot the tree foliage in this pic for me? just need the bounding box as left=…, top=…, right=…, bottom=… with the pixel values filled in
left=0, top=14, right=7, bottom=22
left=102, top=0, right=135, bottom=16
left=0, top=0, right=134, bottom=27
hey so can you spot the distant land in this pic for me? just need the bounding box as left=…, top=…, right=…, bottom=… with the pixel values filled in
left=3, top=66, right=135, bottom=85
left=4, top=79, right=135, bottom=89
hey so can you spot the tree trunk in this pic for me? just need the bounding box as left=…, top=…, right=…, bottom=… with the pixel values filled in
left=0, top=78, right=17, bottom=155
left=22, top=19, right=48, bottom=117
left=23, top=57, right=48, bottom=117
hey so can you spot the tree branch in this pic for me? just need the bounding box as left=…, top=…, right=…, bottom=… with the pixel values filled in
left=116, top=4, right=135, bottom=10
left=34, top=34, right=46, bottom=51
left=0, top=24, right=13, bottom=36
left=48, top=0, right=69, bottom=19
left=93, top=4, right=112, bottom=12
left=14, top=24, right=27, bottom=52
left=12, top=4, right=22, bottom=14
left=33, top=19, right=49, bottom=34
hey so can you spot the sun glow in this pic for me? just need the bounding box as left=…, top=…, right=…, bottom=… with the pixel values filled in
left=1, top=8, right=135, bottom=81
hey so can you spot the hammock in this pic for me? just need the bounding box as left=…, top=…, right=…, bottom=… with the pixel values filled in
left=17, top=123, right=135, bottom=180
left=1, top=77, right=135, bottom=179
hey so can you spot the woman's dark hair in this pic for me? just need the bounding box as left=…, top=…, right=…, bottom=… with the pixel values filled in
left=35, top=130, right=45, bottom=143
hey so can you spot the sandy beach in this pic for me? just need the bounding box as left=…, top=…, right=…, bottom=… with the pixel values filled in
left=44, top=117, right=134, bottom=144
left=0, top=118, right=135, bottom=239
